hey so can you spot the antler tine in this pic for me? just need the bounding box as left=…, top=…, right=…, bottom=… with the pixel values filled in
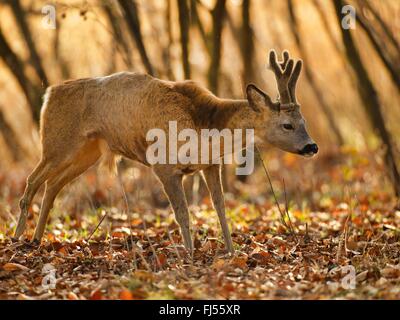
left=280, top=50, right=290, bottom=70
left=269, top=50, right=282, bottom=76
left=268, top=50, right=292, bottom=104
left=288, top=60, right=303, bottom=104
left=283, top=59, right=294, bottom=78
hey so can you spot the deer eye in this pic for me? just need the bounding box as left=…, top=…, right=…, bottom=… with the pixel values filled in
left=282, top=123, right=294, bottom=131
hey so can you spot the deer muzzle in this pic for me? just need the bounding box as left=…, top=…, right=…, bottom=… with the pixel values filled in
left=299, top=143, right=318, bottom=157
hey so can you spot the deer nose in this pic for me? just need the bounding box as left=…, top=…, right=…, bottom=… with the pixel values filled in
left=302, top=143, right=318, bottom=154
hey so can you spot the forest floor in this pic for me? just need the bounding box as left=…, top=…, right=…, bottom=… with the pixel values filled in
left=0, top=147, right=399, bottom=300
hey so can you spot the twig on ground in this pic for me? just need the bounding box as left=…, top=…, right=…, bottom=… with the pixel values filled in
left=87, top=210, right=108, bottom=242
left=283, top=178, right=298, bottom=240
left=255, top=144, right=297, bottom=240
left=304, top=222, right=310, bottom=242
left=336, top=189, right=353, bottom=262
left=166, top=227, right=190, bottom=281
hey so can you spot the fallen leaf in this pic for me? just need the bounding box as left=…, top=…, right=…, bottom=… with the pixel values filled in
left=17, top=293, right=35, bottom=300
left=119, top=289, right=133, bottom=300
left=68, top=292, right=79, bottom=300
left=381, top=265, right=400, bottom=278
left=90, top=289, right=102, bottom=300
left=356, top=270, right=368, bottom=282
left=58, top=246, right=69, bottom=255
left=3, top=263, right=30, bottom=272
left=212, top=259, right=226, bottom=270
left=230, top=256, right=248, bottom=270
left=133, top=270, right=154, bottom=282
left=346, top=240, right=358, bottom=251
left=375, top=277, right=388, bottom=286
left=156, top=253, right=168, bottom=267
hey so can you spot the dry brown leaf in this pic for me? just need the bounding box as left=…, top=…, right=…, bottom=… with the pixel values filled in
left=3, top=262, right=30, bottom=272
left=212, top=259, right=226, bottom=270
left=381, top=265, right=400, bottom=278
left=67, top=292, right=79, bottom=300
left=119, top=289, right=134, bottom=300
left=356, top=270, right=369, bottom=282
left=90, top=289, right=102, bottom=300
left=230, top=256, right=248, bottom=270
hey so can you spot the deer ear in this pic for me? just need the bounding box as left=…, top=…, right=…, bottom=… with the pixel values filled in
left=246, top=84, right=278, bottom=112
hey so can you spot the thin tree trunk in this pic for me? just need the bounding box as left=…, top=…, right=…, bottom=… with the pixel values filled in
left=362, top=0, right=400, bottom=54
left=333, top=0, right=400, bottom=197
left=177, top=0, right=191, bottom=79
left=236, top=0, right=255, bottom=183
left=0, top=109, right=24, bottom=162
left=192, top=0, right=228, bottom=190
left=162, top=0, right=175, bottom=80
left=312, top=0, right=347, bottom=64
left=0, top=26, right=42, bottom=123
left=354, top=4, right=400, bottom=89
left=225, top=10, right=240, bottom=41
left=190, top=0, right=209, bottom=54
left=288, top=0, right=344, bottom=146
left=53, top=16, right=71, bottom=80
left=118, top=0, right=155, bottom=76
left=102, top=2, right=133, bottom=69
left=208, top=0, right=226, bottom=95
left=8, top=0, right=49, bottom=87
left=313, top=0, right=340, bottom=52
left=240, top=0, right=254, bottom=86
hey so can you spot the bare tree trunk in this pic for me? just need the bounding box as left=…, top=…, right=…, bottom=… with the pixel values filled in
left=163, top=0, right=175, bottom=80
left=313, top=1, right=339, bottom=51
left=191, top=0, right=228, bottom=191
left=240, top=0, right=254, bottom=86
left=8, top=0, right=49, bottom=87
left=53, top=16, right=71, bottom=80
left=102, top=2, right=133, bottom=69
left=288, top=0, right=344, bottom=146
left=235, top=0, right=255, bottom=183
left=0, top=26, right=42, bottom=123
left=208, top=0, right=226, bottom=95
left=354, top=4, right=400, bottom=89
left=312, top=0, right=348, bottom=66
left=190, top=0, right=209, bottom=54
left=177, top=0, right=191, bottom=79
left=118, top=0, right=155, bottom=76
left=0, top=108, right=24, bottom=162
left=225, top=10, right=240, bottom=42
left=362, top=0, right=400, bottom=54
left=333, top=0, right=400, bottom=197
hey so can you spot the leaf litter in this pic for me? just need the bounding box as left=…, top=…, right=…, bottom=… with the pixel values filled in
left=0, top=149, right=399, bottom=299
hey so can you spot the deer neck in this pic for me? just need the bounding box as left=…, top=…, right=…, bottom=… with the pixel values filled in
left=219, top=99, right=259, bottom=131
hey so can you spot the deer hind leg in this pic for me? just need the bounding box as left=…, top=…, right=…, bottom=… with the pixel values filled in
left=154, top=168, right=193, bottom=253
left=14, top=159, right=64, bottom=239
left=14, top=139, right=84, bottom=239
left=32, top=139, right=102, bottom=242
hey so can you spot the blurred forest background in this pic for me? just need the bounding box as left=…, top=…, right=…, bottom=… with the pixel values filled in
left=0, top=0, right=399, bottom=191
left=0, top=0, right=399, bottom=300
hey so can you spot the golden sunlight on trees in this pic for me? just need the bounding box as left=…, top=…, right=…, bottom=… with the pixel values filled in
left=0, top=0, right=399, bottom=300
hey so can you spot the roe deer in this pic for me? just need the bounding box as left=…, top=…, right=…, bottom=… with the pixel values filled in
left=14, top=50, right=317, bottom=253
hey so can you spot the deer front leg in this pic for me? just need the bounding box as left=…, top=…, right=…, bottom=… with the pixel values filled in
left=154, top=169, right=193, bottom=253
left=202, top=164, right=234, bottom=253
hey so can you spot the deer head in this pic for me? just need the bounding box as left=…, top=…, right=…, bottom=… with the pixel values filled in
left=246, top=50, right=318, bottom=157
